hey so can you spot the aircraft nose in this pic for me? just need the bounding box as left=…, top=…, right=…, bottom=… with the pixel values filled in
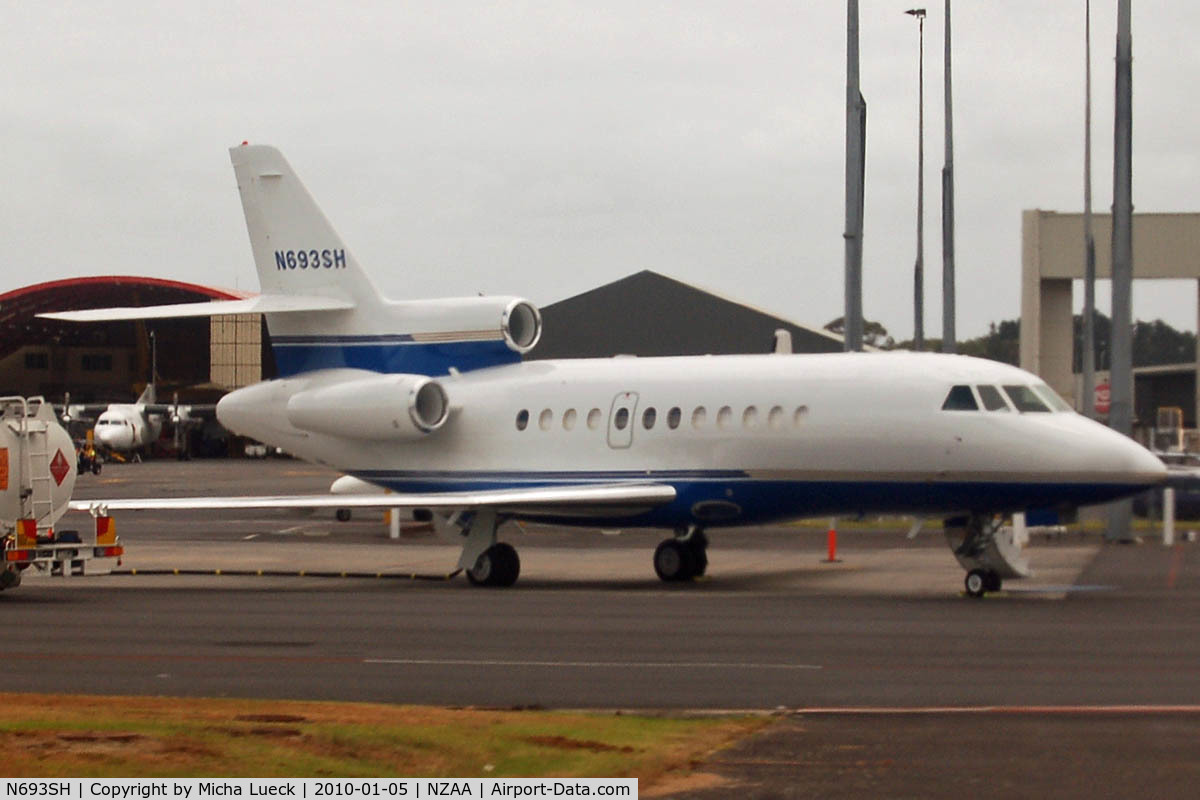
left=96, top=424, right=132, bottom=451
left=1096, top=423, right=1167, bottom=487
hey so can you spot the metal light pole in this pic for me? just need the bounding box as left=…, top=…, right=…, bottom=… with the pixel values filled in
left=844, top=0, right=866, bottom=352
left=906, top=8, right=927, bottom=350
left=941, top=0, right=956, bottom=353
left=1082, top=0, right=1097, bottom=417
left=1108, top=0, right=1135, bottom=541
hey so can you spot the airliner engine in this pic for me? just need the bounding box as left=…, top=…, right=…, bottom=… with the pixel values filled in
left=286, top=373, right=450, bottom=440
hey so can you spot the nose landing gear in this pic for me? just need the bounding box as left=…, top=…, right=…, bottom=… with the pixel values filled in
left=946, top=514, right=1030, bottom=598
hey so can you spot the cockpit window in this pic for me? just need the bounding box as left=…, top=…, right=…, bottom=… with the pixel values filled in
left=941, top=385, right=978, bottom=411
left=1032, top=382, right=1073, bottom=412
left=1002, top=385, right=1051, bottom=413
left=976, top=385, right=1010, bottom=412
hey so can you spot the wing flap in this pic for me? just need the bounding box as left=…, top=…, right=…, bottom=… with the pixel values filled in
left=70, top=483, right=677, bottom=517
left=39, top=293, right=355, bottom=322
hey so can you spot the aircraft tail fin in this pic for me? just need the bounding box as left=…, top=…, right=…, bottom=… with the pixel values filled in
left=136, top=383, right=156, bottom=405
left=229, top=144, right=384, bottom=311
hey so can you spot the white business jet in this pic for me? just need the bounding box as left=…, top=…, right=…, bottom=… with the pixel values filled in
left=43, top=144, right=1166, bottom=594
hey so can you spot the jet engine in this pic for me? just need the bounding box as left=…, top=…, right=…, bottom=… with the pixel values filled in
left=285, top=373, right=450, bottom=440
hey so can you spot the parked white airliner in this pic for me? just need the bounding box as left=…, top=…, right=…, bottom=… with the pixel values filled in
left=44, top=144, right=1166, bottom=594
left=64, top=385, right=213, bottom=459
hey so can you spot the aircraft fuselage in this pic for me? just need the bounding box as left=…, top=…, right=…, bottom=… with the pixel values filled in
left=218, top=351, right=1164, bottom=528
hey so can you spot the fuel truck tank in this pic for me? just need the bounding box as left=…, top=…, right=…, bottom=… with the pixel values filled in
left=1, top=396, right=77, bottom=533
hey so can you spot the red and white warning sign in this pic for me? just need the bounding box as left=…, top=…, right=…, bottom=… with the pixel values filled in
left=1094, top=381, right=1111, bottom=416
left=49, top=449, right=71, bottom=486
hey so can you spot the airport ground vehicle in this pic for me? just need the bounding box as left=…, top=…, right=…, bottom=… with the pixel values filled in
left=1, top=396, right=122, bottom=590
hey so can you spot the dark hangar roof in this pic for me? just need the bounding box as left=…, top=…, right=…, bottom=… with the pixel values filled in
left=0, top=276, right=247, bottom=360
left=528, top=270, right=844, bottom=360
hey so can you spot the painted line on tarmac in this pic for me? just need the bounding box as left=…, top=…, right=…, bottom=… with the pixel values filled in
left=792, top=705, right=1200, bottom=715
left=364, top=658, right=822, bottom=670
left=111, top=568, right=456, bottom=581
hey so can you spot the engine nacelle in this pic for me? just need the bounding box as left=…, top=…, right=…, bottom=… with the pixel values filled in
left=387, top=296, right=542, bottom=355
left=286, top=373, right=450, bottom=440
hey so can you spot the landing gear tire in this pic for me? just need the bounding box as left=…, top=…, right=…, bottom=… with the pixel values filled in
left=466, top=542, right=520, bottom=587
left=687, top=532, right=708, bottom=577
left=654, top=539, right=695, bottom=582
left=965, top=569, right=1000, bottom=598
left=983, top=571, right=1002, bottom=593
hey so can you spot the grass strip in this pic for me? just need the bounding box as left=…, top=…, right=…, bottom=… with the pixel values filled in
left=0, top=692, right=767, bottom=787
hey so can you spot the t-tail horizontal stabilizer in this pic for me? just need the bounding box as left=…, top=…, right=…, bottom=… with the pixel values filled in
left=39, top=293, right=355, bottom=323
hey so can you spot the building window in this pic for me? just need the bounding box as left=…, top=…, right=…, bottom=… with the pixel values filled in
left=81, top=354, right=113, bottom=372
left=24, top=352, right=48, bottom=370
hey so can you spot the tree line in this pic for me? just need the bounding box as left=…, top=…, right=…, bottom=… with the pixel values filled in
left=824, top=312, right=1196, bottom=368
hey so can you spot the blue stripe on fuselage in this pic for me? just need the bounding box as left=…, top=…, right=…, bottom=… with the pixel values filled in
left=270, top=338, right=520, bottom=376
left=351, top=470, right=1151, bottom=528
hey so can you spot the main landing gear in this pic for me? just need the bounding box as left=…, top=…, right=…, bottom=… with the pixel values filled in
left=436, top=509, right=522, bottom=588
left=466, top=541, right=520, bottom=587
left=653, top=527, right=708, bottom=582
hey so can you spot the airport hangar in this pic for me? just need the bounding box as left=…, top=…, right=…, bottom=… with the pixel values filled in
left=0, top=270, right=843, bottom=448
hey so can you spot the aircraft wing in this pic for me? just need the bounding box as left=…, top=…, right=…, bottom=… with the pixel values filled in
left=38, top=293, right=354, bottom=322
left=69, top=483, right=677, bottom=519
left=140, top=404, right=218, bottom=420
left=62, top=403, right=111, bottom=421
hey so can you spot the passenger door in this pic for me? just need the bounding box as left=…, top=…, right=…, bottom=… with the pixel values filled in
left=607, top=391, right=639, bottom=449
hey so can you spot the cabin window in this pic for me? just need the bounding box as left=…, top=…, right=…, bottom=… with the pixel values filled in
left=1002, top=385, right=1050, bottom=413
left=743, top=406, right=759, bottom=428
left=642, top=407, right=657, bottom=429
left=793, top=405, right=808, bottom=426
left=1033, top=383, right=1073, bottom=412
left=587, top=408, right=602, bottom=429
left=941, top=385, right=979, bottom=411
left=515, top=409, right=529, bottom=431
left=614, top=407, right=630, bottom=430
left=976, top=385, right=1010, bottom=412
left=717, top=406, right=733, bottom=429
left=667, top=407, right=682, bottom=429
left=692, top=407, right=707, bottom=428
left=563, top=408, right=577, bottom=430
left=768, top=406, right=785, bottom=429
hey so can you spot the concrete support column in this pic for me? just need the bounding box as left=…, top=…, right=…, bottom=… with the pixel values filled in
left=1020, top=211, right=1077, bottom=406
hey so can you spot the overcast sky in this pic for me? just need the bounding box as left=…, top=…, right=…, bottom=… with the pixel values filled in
left=3, top=1, right=1197, bottom=341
